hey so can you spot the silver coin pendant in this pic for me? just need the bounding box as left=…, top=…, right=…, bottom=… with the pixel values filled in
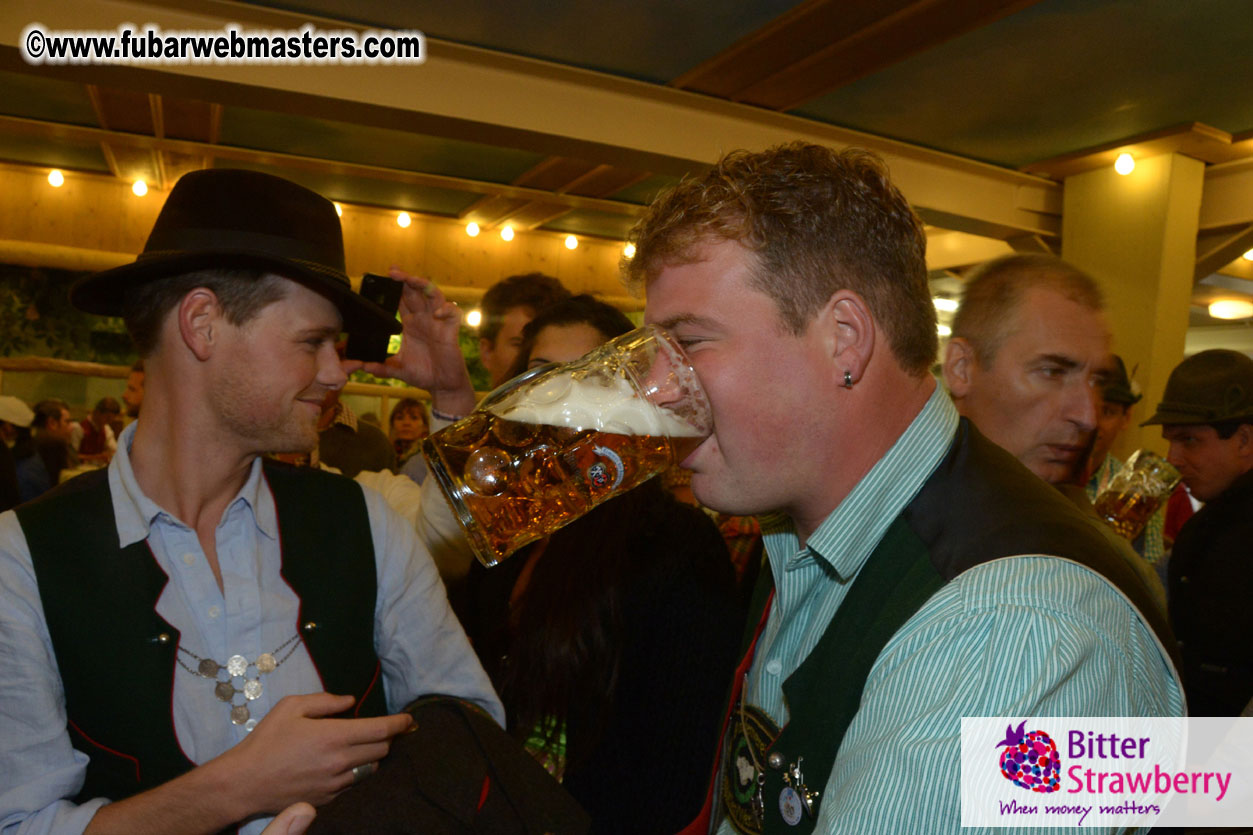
left=255, top=653, right=277, bottom=674
left=227, top=655, right=248, bottom=677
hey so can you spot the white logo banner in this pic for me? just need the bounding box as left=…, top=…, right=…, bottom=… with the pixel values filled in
left=961, top=717, right=1253, bottom=827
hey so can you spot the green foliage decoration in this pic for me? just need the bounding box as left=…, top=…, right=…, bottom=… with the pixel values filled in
left=0, top=264, right=135, bottom=364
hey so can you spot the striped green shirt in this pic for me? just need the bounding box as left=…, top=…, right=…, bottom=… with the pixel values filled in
left=715, top=387, right=1183, bottom=834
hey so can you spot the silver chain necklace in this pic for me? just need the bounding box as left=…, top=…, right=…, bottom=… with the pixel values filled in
left=176, top=634, right=301, bottom=728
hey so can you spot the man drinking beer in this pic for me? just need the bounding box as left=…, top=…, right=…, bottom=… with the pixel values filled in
left=1145, top=349, right=1253, bottom=716
left=627, top=143, right=1182, bottom=834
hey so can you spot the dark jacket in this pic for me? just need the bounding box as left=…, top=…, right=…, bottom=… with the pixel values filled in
left=1168, top=468, right=1253, bottom=715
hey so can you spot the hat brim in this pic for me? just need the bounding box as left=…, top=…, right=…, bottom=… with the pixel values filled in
left=71, top=250, right=401, bottom=336
left=1141, top=408, right=1253, bottom=427
left=1140, top=411, right=1184, bottom=427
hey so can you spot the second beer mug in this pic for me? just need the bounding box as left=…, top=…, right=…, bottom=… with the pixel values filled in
left=423, top=325, right=712, bottom=567
left=1093, top=449, right=1182, bottom=542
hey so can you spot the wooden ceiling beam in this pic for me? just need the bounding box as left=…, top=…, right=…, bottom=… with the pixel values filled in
left=673, top=0, right=909, bottom=98
left=1195, top=224, right=1253, bottom=284
left=0, top=113, right=644, bottom=219
left=513, top=157, right=599, bottom=191
left=496, top=158, right=654, bottom=231
left=499, top=203, right=579, bottom=231
left=674, top=0, right=1042, bottom=111
left=459, top=195, right=532, bottom=225
left=1200, top=157, right=1253, bottom=231
left=562, top=165, right=651, bottom=198
left=0, top=0, right=1062, bottom=239
left=149, top=93, right=166, bottom=190
left=1022, top=123, right=1253, bottom=181
left=83, top=84, right=122, bottom=180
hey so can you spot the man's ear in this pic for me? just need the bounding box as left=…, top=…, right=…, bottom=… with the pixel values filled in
left=820, top=289, right=874, bottom=387
left=1234, top=423, right=1253, bottom=461
left=177, top=288, right=223, bottom=361
left=943, top=337, right=977, bottom=398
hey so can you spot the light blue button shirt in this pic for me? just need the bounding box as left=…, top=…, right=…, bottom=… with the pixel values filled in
left=715, top=386, right=1183, bottom=834
left=0, top=422, right=502, bottom=835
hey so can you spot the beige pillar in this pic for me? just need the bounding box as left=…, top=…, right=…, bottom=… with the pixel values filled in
left=1061, top=153, right=1204, bottom=456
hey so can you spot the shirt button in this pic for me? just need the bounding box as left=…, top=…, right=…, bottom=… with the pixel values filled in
left=182, top=553, right=195, bottom=566
left=765, top=659, right=783, bottom=676
left=208, top=605, right=221, bottom=618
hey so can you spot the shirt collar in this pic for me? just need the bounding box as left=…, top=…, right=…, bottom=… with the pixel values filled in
left=763, top=383, right=960, bottom=582
left=108, top=421, right=278, bottom=547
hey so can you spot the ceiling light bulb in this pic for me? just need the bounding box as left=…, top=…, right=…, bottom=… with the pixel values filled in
left=501, top=225, right=514, bottom=242
left=932, top=297, right=958, bottom=313
left=1208, top=299, right=1253, bottom=320
left=132, top=179, right=148, bottom=196
left=565, top=235, right=578, bottom=250
left=47, top=169, right=64, bottom=187
left=334, top=202, right=343, bottom=217
left=1114, top=153, right=1135, bottom=176
left=397, top=211, right=411, bottom=228
left=466, top=222, right=480, bottom=238
left=937, top=324, right=952, bottom=337
left=1243, top=248, right=1253, bottom=262
left=623, top=243, right=636, bottom=259
left=465, top=309, right=482, bottom=328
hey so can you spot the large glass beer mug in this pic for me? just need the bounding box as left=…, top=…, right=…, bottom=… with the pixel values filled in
left=1093, top=449, right=1182, bottom=541
left=422, top=325, right=712, bottom=567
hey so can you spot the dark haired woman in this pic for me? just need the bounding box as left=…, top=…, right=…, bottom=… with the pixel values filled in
left=455, top=295, right=742, bottom=834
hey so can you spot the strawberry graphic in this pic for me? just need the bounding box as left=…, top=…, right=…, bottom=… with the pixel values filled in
left=996, top=721, right=1061, bottom=793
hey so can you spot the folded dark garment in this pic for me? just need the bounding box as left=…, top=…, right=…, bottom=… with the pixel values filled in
left=308, top=696, right=589, bottom=835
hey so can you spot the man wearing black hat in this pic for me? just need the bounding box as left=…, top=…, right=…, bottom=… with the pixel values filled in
left=1084, top=354, right=1166, bottom=567
left=0, top=169, right=502, bottom=834
left=1145, top=348, right=1253, bottom=715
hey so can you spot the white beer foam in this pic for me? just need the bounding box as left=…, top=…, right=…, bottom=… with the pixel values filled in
left=490, top=371, right=701, bottom=437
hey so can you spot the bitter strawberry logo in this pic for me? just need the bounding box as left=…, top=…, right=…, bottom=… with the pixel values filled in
left=996, top=721, right=1061, bottom=793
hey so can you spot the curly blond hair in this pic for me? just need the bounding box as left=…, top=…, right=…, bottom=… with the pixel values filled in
left=624, top=142, right=936, bottom=375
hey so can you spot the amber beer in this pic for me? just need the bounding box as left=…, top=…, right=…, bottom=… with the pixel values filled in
left=427, top=413, right=700, bottom=564
left=1092, top=449, right=1181, bottom=542
left=1093, top=489, right=1164, bottom=541
left=423, top=325, right=712, bottom=567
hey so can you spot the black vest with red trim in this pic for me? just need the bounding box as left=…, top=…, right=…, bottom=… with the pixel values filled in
left=16, top=460, right=387, bottom=804
left=701, top=419, right=1176, bottom=835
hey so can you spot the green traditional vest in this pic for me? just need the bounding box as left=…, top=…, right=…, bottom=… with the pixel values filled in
left=719, top=419, right=1175, bottom=834
left=16, top=460, right=387, bottom=805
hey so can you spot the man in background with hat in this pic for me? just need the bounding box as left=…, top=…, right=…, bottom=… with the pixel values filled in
left=1084, top=354, right=1167, bottom=568
left=1145, top=348, right=1253, bottom=715
left=0, top=168, right=502, bottom=834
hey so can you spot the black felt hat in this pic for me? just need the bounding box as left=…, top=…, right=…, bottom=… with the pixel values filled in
left=70, top=169, right=400, bottom=335
left=1102, top=355, right=1141, bottom=406
left=1143, top=349, right=1253, bottom=426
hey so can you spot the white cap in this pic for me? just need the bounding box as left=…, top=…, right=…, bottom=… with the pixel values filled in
left=0, top=395, right=34, bottom=428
